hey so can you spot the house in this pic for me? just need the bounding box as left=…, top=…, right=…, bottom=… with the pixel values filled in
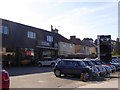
left=70, top=36, right=97, bottom=58
left=51, top=26, right=75, bottom=57
left=82, top=39, right=97, bottom=56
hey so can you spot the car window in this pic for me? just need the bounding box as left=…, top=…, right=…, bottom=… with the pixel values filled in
left=58, top=61, right=64, bottom=65
left=58, top=61, right=78, bottom=66
left=64, top=61, right=73, bottom=65
left=95, top=61, right=101, bottom=65
left=83, top=61, right=89, bottom=66
left=92, top=61, right=96, bottom=65
left=88, top=61, right=94, bottom=66
left=72, top=61, right=79, bottom=66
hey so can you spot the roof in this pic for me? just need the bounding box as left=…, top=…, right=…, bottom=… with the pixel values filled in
left=1, top=18, right=53, bottom=34
left=82, top=40, right=96, bottom=47
left=70, top=38, right=83, bottom=45
left=61, top=59, right=83, bottom=61
left=70, top=37, right=96, bottom=47
left=56, top=33, right=74, bottom=44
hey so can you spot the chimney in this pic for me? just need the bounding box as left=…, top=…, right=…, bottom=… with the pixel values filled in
left=51, top=25, right=59, bottom=33
left=51, top=25, right=53, bottom=32
left=70, top=36, right=76, bottom=40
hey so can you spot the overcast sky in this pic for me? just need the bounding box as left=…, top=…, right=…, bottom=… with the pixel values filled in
left=0, top=0, right=119, bottom=41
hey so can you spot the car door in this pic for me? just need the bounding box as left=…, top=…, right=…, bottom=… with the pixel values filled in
left=61, top=61, right=73, bottom=75
left=70, top=61, right=82, bottom=75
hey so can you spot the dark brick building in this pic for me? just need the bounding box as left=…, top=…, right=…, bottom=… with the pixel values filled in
left=1, top=19, right=58, bottom=66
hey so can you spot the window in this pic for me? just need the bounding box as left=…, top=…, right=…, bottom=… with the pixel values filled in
left=3, top=26, right=9, bottom=34
left=0, top=26, right=2, bottom=33
left=0, top=26, right=9, bottom=35
left=47, top=35, right=53, bottom=42
left=27, top=31, right=36, bottom=39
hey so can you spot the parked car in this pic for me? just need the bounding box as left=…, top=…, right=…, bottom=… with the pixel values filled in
left=54, top=59, right=93, bottom=81
left=0, top=69, right=10, bottom=89
left=84, top=58, right=107, bottom=77
left=101, top=61, right=116, bottom=73
left=109, top=62, right=120, bottom=71
left=91, top=60, right=112, bottom=76
left=91, top=60, right=107, bottom=77
left=83, top=60, right=100, bottom=78
left=37, top=58, right=56, bottom=67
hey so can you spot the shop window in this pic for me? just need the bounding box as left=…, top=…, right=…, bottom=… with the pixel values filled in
left=20, top=48, right=34, bottom=60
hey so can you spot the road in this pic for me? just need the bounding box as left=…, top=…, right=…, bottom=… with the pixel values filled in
left=6, top=66, right=119, bottom=89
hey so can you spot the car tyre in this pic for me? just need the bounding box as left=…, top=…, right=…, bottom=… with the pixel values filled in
left=54, top=70, right=61, bottom=77
left=51, top=63, right=55, bottom=67
left=38, top=63, right=42, bottom=67
left=82, top=72, right=90, bottom=82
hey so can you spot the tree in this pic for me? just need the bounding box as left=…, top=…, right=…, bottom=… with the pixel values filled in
left=114, top=41, right=120, bottom=55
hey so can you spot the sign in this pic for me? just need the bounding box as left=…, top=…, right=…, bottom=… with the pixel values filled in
left=97, top=35, right=112, bottom=62
left=41, top=41, right=50, bottom=46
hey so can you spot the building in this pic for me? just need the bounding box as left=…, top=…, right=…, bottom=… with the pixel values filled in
left=1, top=19, right=58, bottom=66
left=1, top=18, right=97, bottom=66
left=51, top=25, right=75, bottom=57
left=82, top=39, right=97, bottom=56
left=57, top=34, right=75, bottom=57
left=69, top=36, right=97, bottom=58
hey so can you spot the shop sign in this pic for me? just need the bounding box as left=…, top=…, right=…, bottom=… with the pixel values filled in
left=41, top=41, right=50, bottom=46
left=25, top=51, right=34, bottom=56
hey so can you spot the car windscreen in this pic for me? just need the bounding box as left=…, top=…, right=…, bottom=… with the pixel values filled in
left=95, top=61, right=102, bottom=65
left=92, top=61, right=97, bottom=65
left=83, top=61, right=89, bottom=66
left=78, top=61, right=86, bottom=67
left=88, top=61, right=95, bottom=66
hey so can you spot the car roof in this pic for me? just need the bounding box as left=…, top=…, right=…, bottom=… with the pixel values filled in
left=61, top=59, right=83, bottom=61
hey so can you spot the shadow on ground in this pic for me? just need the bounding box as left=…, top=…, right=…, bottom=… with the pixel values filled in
left=58, top=75, right=107, bottom=82
left=5, top=66, right=53, bottom=76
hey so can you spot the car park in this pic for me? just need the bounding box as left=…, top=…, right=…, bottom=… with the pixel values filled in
left=111, top=59, right=120, bottom=66
left=83, top=58, right=107, bottom=77
left=91, top=60, right=107, bottom=77
left=54, top=59, right=92, bottom=81
left=83, top=60, right=100, bottom=78
left=101, top=61, right=116, bottom=73
left=37, top=58, right=56, bottom=67
left=103, top=61, right=120, bottom=71
left=91, top=60, right=112, bottom=76
left=0, top=69, right=10, bottom=89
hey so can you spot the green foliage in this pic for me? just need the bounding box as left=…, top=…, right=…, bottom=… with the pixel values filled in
left=114, top=41, right=120, bottom=55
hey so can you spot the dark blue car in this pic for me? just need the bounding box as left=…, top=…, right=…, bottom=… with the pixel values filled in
left=54, top=59, right=92, bottom=81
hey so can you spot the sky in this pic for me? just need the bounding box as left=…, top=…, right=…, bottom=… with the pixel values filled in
left=0, top=0, right=119, bottom=41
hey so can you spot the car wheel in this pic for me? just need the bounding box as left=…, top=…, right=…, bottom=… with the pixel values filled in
left=38, top=63, right=42, bottom=67
left=54, top=70, right=61, bottom=77
left=82, top=73, right=90, bottom=82
left=51, top=63, right=55, bottom=67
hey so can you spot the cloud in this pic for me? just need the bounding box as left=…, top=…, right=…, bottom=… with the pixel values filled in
left=43, top=2, right=117, bottom=40
left=0, top=1, right=117, bottom=40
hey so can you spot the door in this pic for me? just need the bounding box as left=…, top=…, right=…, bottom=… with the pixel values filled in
left=70, top=61, right=82, bottom=75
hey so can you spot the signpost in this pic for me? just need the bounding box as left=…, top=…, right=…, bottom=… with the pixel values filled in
left=97, top=35, right=112, bottom=62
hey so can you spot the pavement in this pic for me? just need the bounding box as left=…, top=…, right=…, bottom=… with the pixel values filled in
left=78, top=72, right=120, bottom=89
left=78, top=78, right=118, bottom=88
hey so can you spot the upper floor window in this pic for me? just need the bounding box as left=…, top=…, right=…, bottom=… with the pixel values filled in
left=27, top=31, right=36, bottom=39
left=0, top=26, right=9, bottom=35
left=47, top=35, right=53, bottom=42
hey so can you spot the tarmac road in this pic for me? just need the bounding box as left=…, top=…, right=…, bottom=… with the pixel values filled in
left=6, top=66, right=119, bottom=89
